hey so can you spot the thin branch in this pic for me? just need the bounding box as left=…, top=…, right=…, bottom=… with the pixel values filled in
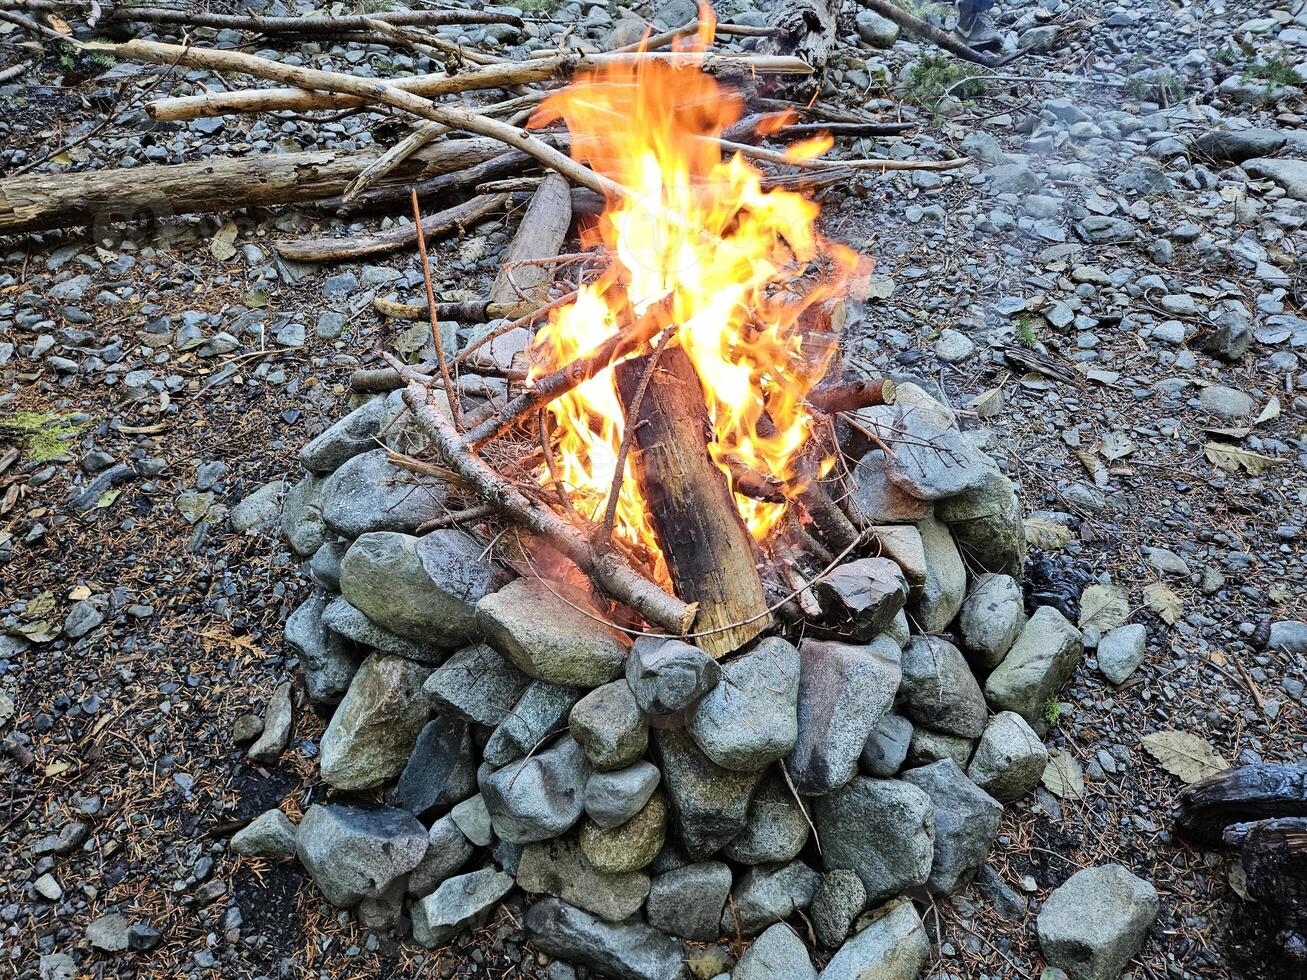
left=411, top=190, right=461, bottom=429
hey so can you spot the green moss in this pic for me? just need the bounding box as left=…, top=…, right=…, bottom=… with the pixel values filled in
left=1042, top=698, right=1061, bottom=726
left=1, top=411, right=89, bottom=463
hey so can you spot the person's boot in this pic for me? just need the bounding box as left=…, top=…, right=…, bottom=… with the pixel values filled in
left=956, top=0, right=1002, bottom=51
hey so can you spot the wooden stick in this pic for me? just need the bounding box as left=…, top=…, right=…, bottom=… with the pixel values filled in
left=411, top=191, right=461, bottom=428
left=24, top=2, right=524, bottom=31
left=488, top=173, right=572, bottom=307
left=600, top=330, right=671, bottom=538
left=861, top=0, right=996, bottom=67
left=398, top=374, right=694, bottom=634
left=713, top=137, right=970, bottom=172
left=415, top=503, right=499, bottom=534
left=806, top=378, right=896, bottom=415
left=274, top=191, right=511, bottom=263
left=141, top=49, right=814, bottom=122
left=372, top=296, right=538, bottom=324
left=453, top=289, right=579, bottom=369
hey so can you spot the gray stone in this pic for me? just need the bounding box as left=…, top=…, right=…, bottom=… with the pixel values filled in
left=984, top=606, right=1084, bottom=724
left=854, top=9, right=898, bottom=48
left=247, top=681, right=293, bottom=765
left=394, top=716, right=476, bottom=818
left=231, top=809, right=297, bottom=859
left=321, top=449, right=445, bottom=538
left=1198, top=384, right=1254, bottom=420
left=425, top=643, right=530, bottom=728
left=1192, top=128, right=1286, bottom=163
left=861, top=713, right=913, bottom=777
left=320, top=653, right=431, bottom=791
left=788, top=636, right=901, bottom=795
left=477, top=578, right=630, bottom=687
left=689, top=636, right=799, bottom=771
left=287, top=590, right=358, bottom=704
left=848, top=451, right=930, bottom=524
left=39, top=953, right=76, bottom=980
left=300, top=398, right=386, bottom=473
left=579, top=791, right=666, bottom=873
left=1037, top=864, right=1160, bottom=980
left=959, top=573, right=1027, bottom=670
left=899, top=635, right=988, bottom=738
left=86, top=913, right=130, bottom=952
left=716, top=773, right=805, bottom=866
left=901, top=759, right=1002, bottom=895
left=914, top=513, right=967, bottom=632
left=1097, top=624, right=1147, bottom=684
left=814, top=777, right=934, bottom=906
left=480, top=735, right=589, bottom=843
left=339, top=529, right=500, bottom=647
left=648, top=861, right=732, bottom=942
left=231, top=480, right=285, bottom=532
left=584, top=761, right=661, bottom=829
left=484, top=680, right=584, bottom=767
left=819, top=899, right=929, bottom=980
left=811, top=558, right=908, bottom=642
left=653, top=727, right=763, bottom=859
left=735, top=923, right=816, bottom=980
left=517, top=838, right=651, bottom=922
left=408, top=815, right=474, bottom=898
left=625, top=637, right=720, bottom=717
left=1268, top=620, right=1307, bottom=655
left=450, top=794, right=493, bottom=846
left=525, top=898, right=689, bottom=980
left=936, top=471, right=1025, bottom=578
left=812, top=870, right=866, bottom=949
left=296, top=804, right=428, bottom=907
left=723, top=860, right=822, bottom=936
left=1076, top=216, right=1137, bottom=244
left=321, top=596, right=445, bottom=665
left=987, top=163, right=1041, bottom=195
left=281, top=474, right=327, bottom=556
left=906, top=726, right=975, bottom=769
left=63, top=600, right=103, bottom=640
left=870, top=526, right=927, bottom=597
left=1113, top=161, right=1172, bottom=195
left=569, top=680, right=647, bottom=771
left=967, top=711, right=1048, bottom=803
left=411, top=868, right=514, bottom=947
left=1244, top=157, right=1307, bottom=200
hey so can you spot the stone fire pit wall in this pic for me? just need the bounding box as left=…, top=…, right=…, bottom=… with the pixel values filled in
left=247, top=376, right=1087, bottom=977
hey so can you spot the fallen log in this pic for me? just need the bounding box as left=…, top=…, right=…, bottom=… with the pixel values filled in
left=0, top=138, right=502, bottom=236
left=807, top=378, right=896, bottom=415
left=488, top=173, right=572, bottom=307
left=274, top=191, right=512, bottom=263
left=13, top=1, right=523, bottom=31
left=1175, top=763, right=1307, bottom=848
left=615, top=345, right=772, bottom=657
left=399, top=375, right=694, bottom=635
left=144, top=50, right=814, bottom=122
left=372, top=297, right=539, bottom=325
left=758, top=0, right=845, bottom=81
left=861, top=0, right=996, bottom=67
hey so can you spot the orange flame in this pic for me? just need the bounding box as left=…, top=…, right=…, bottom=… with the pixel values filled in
left=527, top=19, right=865, bottom=585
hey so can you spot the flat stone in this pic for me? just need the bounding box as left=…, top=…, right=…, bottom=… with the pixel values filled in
left=584, top=761, right=662, bottom=830
left=722, top=772, right=810, bottom=865
left=408, top=815, right=475, bottom=898
left=339, top=530, right=499, bottom=646
left=966, top=711, right=1048, bottom=803
left=1097, top=623, right=1147, bottom=684
left=901, top=759, right=1002, bottom=895
left=296, top=804, right=427, bottom=907
left=735, top=923, right=816, bottom=980
left=287, top=590, right=359, bottom=704
left=1198, top=384, right=1255, bottom=420
left=788, top=636, right=901, bottom=796
left=625, top=636, right=720, bottom=717
left=321, top=596, right=445, bottom=666
left=518, top=839, right=651, bottom=922
left=810, top=558, right=908, bottom=643
left=1244, top=156, right=1307, bottom=200
left=525, top=898, right=688, bottom=980
left=450, top=794, right=493, bottom=846
left=86, top=913, right=130, bottom=952
left=484, top=680, right=584, bottom=767
left=411, top=868, right=514, bottom=948
left=480, top=735, right=589, bottom=843
left=247, top=680, right=293, bottom=765
left=906, top=726, right=975, bottom=769
left=819, top=898, right=930, bottom=980
left=477, top=578, right=630, bottom=687
left=321, top=449, right=444, bottom=538
left=812, top=869, right=867, bottom=949
left=300, top=397, right=386, bottom=473
left=898, top=635, right=988, bottom=739
left=394, top=716, right=476, bottom=818
left=860, top=713, right=913, bottom=778
left=281, top=474, right=327, bottom=556
left=1037, top=864, right=1160, bottom=980
left=646, top=861, right=732, bottom=942
left=1268, top=620, right=1307, bottom=655
left=689, top=636, right=800, bottom=771
left=1192, top=128, right=1286, bottom=163
left=424, top=643, right=530, bottom=728
left=723, top=860, right=822, bottom=936
left=231, top=480, right=285, bottom=532
left=653, top=727, right=763, bottom=859
left=848, top=451, right=930, bottom=524
left=984, top=606, right=1084, bottom=724
left=913, top=513, right=967, bottom=632
left=569, top=680, right=648, bottom=771
left=320, top=654, right=431, bottom=791
left=231, top=809, right=297, bottom=859
left=814, top=776, right=934, bottom=906
left=868, top=525, right=927, bottom=595
left=959, top=573, right=1027, bottom=670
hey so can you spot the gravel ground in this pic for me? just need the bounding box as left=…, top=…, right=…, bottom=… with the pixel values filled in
left=2, top=0, right=1305, bottom=978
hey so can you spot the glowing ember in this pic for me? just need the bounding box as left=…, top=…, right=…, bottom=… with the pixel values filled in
left=528, top=11, right=866, bottom=585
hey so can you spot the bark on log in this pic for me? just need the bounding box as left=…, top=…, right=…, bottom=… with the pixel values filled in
left=758, top=0, right=845, bottom=80
left=1175, top=763, right=1307, bottom=848
left=373, top=296, right=538, bottom=324
left=807, top=378, right=895, bottom=415
left=488, top=173, right=572, bottom=307
left=399, top=379, right=694, bottom=634
left=11, top=1, right=522, bottom=30
left=1227, top=817, right=1307, bottom=934
left=615, top=345, right=772, bottom=657
left=0, top=138, right=501, bottom=236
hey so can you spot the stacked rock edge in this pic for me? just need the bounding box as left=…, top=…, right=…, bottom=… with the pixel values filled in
left=247, top=381, right=1155, bottom=977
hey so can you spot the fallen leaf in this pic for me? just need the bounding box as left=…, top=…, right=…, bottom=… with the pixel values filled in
left=1077, top=449, right=1109, bottom=487
left=1204, top=443, right=1283, bottom=475
left=68, top=585, right=92, bottom=601
left=12, top=620, right=58, bottom=643
left=95, top=488, right=121, bottom=509
left=1042, top=750, right=1086, bottom=800
left=1144, top=582, right=1183, bottom=625
left=23, top=591, right=56, bottom=620
left=1142, top=730, right=1227, bottom=784
left=1100, top=431, right=1135, bottom=461
left=1204, top=426, right=1250, bottom=439
left=1024, top=516, right=1074, bottom=550
left=48, top=13, right=71, bottom=34
left=1254, top=397, right=1280, bottom=426
left=1079, top=583, right=1129, bottom=630
left=1207, top=650, right=1228, bottom=667
left=967, top=386, right=1005, bottom=419
left=210, top=221, right=239, bottom=261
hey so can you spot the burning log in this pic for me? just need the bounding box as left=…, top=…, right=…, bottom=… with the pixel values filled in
left=807, top=377, right=896, bottom=415
left=615, top=346, right=772, bottom=658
